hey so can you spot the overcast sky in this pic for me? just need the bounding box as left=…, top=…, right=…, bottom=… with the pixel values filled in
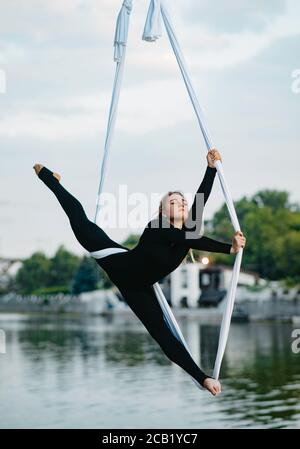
left=0, top=0, right=299, bottom=260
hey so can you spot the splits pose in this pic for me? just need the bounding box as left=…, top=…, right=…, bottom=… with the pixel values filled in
left=33, top=149, right=246, bottom=396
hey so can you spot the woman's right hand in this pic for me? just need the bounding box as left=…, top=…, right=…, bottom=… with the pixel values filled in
left=230, top=231, right=246, bottom=253
left=207, top=148, right=222, bottom=168
left=203, top=377, right=222, bottom=396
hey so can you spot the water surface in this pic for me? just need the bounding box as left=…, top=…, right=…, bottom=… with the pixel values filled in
left=0, top=313, right=299, bottom=428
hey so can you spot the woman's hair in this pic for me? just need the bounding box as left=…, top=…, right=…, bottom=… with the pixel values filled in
left=155, top=190, right=196, bottom=264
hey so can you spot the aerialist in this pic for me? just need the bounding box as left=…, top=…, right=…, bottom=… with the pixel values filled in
left=33, top=148, right=246, bottom=396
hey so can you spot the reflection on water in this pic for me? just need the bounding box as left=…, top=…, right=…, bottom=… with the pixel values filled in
left=0, top=313, right=299, bottom=428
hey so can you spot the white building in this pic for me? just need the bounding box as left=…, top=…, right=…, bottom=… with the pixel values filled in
left=158, top=261, right=260, bottom=308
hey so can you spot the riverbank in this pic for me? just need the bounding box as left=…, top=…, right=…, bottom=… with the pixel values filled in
left=1, top=290, right=300, bottom=323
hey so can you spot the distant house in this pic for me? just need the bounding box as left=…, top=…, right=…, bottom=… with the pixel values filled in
left=158, top=262, right=261, bottom=308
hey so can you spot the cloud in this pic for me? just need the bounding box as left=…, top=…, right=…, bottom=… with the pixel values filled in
left=1, top=0, right=299, bottom=260
left=1, top=0, right=299, bottom=71
left=0, top=78, right=203, bottom=139
left=172, top=0, right=300, bottom=70
left=182, top=0, right=286, bottom=33
left=0, top=0, right=118, bottom=46
left=0, top=0, right=299, bottom=139
left=0, top=0, right=300, bottom=141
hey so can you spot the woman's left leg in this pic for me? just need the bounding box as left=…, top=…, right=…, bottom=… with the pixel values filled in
left=118, top=284, right=210, bottom=387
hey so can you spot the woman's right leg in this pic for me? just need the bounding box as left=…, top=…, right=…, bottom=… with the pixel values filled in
left=38, top=166, right=119, bottom=252
left=118, top=284, right=211, bottom=388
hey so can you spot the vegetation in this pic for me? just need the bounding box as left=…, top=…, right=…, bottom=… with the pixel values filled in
left=2, top=189, right=300, bottom=296
left=201, top=189, right=300, bottom=286
left=70, top=256, right=101, bottom=295
left=12, top=245, right=111, bottom=296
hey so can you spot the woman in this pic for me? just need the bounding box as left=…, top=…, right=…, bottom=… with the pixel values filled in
left=33, top=149, right=246, bottom=396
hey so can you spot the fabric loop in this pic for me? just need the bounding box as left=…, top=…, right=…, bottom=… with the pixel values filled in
left=93, top=0, right=243, bottom=389
left=142, top=0, right=162, bottom=42
left=114, top=0, right=133, bottom=62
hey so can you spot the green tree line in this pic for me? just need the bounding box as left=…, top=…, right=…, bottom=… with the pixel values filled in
left=203, top=189, right=300, bottom=285
left=4, top=188, right=300, bottom=296
left=10, top=245, right=113, bottom=296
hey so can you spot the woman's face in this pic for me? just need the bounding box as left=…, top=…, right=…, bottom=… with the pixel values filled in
left=163, top=193, right=188, bottom=222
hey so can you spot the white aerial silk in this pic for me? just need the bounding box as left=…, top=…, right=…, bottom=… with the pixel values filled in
left=91, top=0, right=243, bottom=389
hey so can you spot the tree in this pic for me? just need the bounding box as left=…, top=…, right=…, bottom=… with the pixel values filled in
left=205, top=189, right=300, bottom=284
left=70, top=256, right=100, bottom=294
left=47, top=245, right=80, bottom=287
left=15, top=252, right=50, bottom=295
left=275, top=231, right=300, bottom=282
left=252, top=190, right=291, bottom=211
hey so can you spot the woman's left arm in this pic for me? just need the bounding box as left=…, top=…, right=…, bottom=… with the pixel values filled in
left=186, top=235, right=232, bottom=254
left=186, top=230, right=246, bottom=254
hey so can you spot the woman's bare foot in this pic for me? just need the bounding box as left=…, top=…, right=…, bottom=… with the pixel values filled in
left=33, top=163, right=43, bottom=175
left=203, top=377, right=222, bottom=396
left=33, top=164, right=61, bottom=182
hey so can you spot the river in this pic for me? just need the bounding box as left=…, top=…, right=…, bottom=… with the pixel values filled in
left=0, top=313, right=299, bottom=428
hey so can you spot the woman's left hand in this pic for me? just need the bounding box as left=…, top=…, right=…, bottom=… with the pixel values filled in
left=230, top=231, right=246, bottom=253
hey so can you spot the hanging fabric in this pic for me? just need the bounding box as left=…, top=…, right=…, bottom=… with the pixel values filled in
left=91, top=0, right=243, bottom=388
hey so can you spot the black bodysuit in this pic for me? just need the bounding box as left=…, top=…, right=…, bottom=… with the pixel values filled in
left=38, top=165, right=232, bottom=387
left=99, top=166, right=231, bottom=289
